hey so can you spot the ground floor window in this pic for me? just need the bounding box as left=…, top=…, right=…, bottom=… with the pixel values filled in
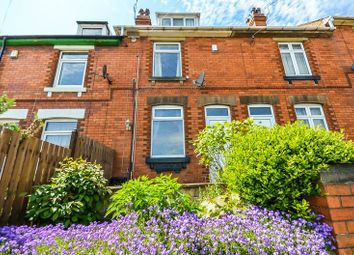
left=294, top=104, right=328, bottom=130
left=41, top=120, right=77, bottom=148
left=205, top=105, right=231, bottom=126
left=248, top=104, right=275, bottom=127
left=151, top=105, right=185, bottom=158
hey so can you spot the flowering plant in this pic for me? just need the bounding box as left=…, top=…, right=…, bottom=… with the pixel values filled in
left=1, top=206, right=335, bottom=254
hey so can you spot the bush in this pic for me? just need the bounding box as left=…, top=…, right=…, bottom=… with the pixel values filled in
left=197, top=185, right=245, bottom=217
left=106, top=175, right=196, bottom=219
left=194, top=120, right=354, bottom=219
left=26, top=158, right=111, bottom=226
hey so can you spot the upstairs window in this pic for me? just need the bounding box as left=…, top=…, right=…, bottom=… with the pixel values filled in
left=153, top=43, right=181, bottom=77
left=294, top=104, right=328, bottom=130
left=205, top=105, right=231, bottom=126
left=54, top=52, right=88, bottom=87
left=82, top=28, right=103, bottom=36
left=279, top=43, right=311, bottom=76
left=151, top=106, right=185, bottom=158
left=248, top=105, right=276, bottom=128
left=159, top=17, right=197, bottom=27
left=41, top=120, right=77, bottom=148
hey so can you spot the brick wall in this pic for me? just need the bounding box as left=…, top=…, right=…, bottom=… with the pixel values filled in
left=308, top=164, right=354, bottom=255
left=0, top=25, right=354, bottom=183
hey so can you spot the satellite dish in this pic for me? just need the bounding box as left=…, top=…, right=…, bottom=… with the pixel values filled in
left=102, top=65, right=112, bottom=85
left=193, top=72, right=205, bottom=87
left=102, top=65, right=108, bottom=79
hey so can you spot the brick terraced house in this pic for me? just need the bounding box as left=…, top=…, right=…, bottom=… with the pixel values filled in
left=0, top=9, right=353, bottom=183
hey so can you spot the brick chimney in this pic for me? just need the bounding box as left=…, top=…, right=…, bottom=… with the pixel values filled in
left=246, top=7, right=267, bottom=26
left=135, top=8, right=151, bottom=26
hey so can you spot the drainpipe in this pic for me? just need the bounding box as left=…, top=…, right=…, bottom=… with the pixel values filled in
left=128, top=54, right=140, bottom=179
left=0, top=36, right=7, bottom=61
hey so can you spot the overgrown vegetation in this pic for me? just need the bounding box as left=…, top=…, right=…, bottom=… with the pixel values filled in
left=26, top=158, right=111, bottom=226
left=194, top=120, right=354, bottom=219
left=106, top=175, right=197, bottom=220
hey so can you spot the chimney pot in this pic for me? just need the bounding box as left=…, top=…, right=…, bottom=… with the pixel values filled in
left=135, top=8, right=151, bottom=26
left=247, top=7, right=267, bottom=27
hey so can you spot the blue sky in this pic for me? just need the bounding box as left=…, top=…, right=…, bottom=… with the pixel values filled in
left=1, top=0, right=353, bottom=35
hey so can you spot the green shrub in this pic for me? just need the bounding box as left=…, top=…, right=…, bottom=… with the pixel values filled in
left=194, top=120, right=354, bottom=219
left=26, top=158, right=111, bottom=226
left=106, top=175, right=196, bottom=219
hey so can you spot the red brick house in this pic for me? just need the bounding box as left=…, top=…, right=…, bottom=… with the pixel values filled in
left=0, top=10, right=353, bottom=183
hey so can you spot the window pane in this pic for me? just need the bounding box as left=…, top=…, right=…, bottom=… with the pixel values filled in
left=82, top=28, right=103, bottom=36
left=152, top=120, right=184, bottom=156
left=313, top=119, right=326, bottom=129
left=279, top=44, right=289, bottom=50
left=292, top=44, right=302, bottom=50
left=155, top=44, right=179, bottom=51
left=294, top=53, right=310, bottom=74
left=253, top=119, right=273, bottom=128
left=299, top=119, right=310, bottom=127
left=161, top=18, right=171, bottom=26
left=58, top=62, right=86, bottom=85
left=173, top=18, right=184, bottom=26
left=310, top=107, right=322, bottom=115
left=206, top=108, right=229, bottom=117
left=281, top=53, right=296, bottom=75
left=155, top=109, right=181, bottom=117
left=45, top=122, right=77, bottom=131
left=185, top=18, right=194, bottom=26
left=295, top=107, right=307, bottom=116
left=45, top=135, right=72, bottom=148
left=154, top=52, right=180, bottom=77
left=249, top=107, right=272, bottom=116
left=61, top=53, right=88, bottom=60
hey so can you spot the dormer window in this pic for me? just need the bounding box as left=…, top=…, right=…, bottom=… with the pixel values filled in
left=156, top=13, right=200, bottom=27
left=77, top=21, right=111, bottom=36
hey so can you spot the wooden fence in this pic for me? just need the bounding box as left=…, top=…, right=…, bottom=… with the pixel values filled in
left=0, top=127, right=115, bottom=225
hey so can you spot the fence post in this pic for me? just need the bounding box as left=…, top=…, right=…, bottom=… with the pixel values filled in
left=69, top=130, right=78, bottom=157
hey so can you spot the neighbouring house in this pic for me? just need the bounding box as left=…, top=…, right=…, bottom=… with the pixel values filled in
left=0, top=9, right=353, bottom=183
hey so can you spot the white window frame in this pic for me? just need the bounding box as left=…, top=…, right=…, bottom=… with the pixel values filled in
left=248, top=104, right=276, bottom=127
left=41, top=119, right=78, bottom=148
left=53, top=51, right=88, bottom=87
left=151, top=105, right=185, bottom=158
left=204, top=105, right=231, bottom=126
left=159, top=17, right=197, bottom=27
left=153, top=42, right=182, bottom=78
left=294, top=104, right=328, bottom=130
left=278, top=43, right=312, bottom=76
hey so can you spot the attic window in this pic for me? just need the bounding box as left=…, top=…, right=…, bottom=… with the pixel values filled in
left=156, top=13, right=200, bottom=27
left=82, top=28, right=103, bottom=36
left=76, top=21, right=110, bottom=36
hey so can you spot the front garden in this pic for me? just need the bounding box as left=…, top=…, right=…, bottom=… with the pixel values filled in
left=1, top=120, right=354, bottom=254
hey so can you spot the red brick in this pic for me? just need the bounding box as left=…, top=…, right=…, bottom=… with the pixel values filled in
left=333, top=222, right=349, bottom=234
left=342, top=196, right=354, bottom=207
left=325, top=185, right=352, bottom=196
left=348, top=222, right=354, bottom=234
left=336, top=234, right=354, bottom=249
left=327, top=196, right=342, bottom=208
left=331, top=208, right=354, bottom=221
left=338, top=248, right=354, bottom=255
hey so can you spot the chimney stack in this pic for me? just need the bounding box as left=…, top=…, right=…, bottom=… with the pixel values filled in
left=135, top=8, right=151, bottom=26
left=246, top=7, right=267, bottom=26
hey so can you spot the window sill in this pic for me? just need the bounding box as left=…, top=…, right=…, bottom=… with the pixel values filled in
left=44, top=86, right=87, bottom=97
left=283, top=75, right=321, bottom=85
left=149, top=77, right=187, bottom=85
left=146, top=156, right=190, bottom=173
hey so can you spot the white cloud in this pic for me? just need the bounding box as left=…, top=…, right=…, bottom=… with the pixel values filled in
left=178, top=0, right=354, bottom=26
